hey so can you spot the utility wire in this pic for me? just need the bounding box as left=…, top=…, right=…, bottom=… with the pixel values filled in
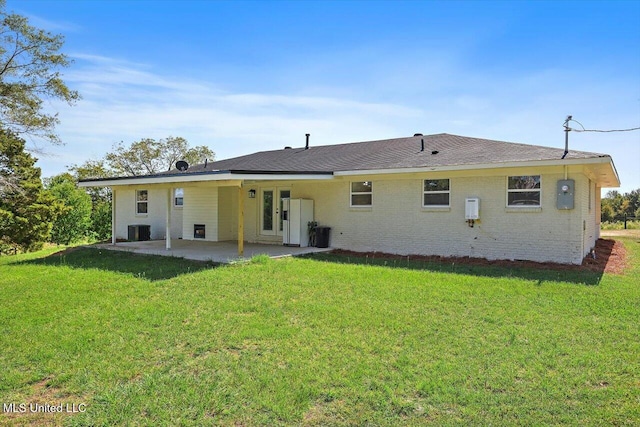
left=573, top=127, right=640, bottom=133
left=567, top=118, right=640, bottom=133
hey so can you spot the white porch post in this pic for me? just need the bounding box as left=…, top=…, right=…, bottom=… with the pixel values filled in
left=166, top=188, right=172, bottom=250
left=238, top=183, right=244, bottom=257
left=111, top=188, right=117, bottom=245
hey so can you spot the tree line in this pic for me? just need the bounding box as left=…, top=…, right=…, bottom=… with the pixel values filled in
left=601, top=189, right=640, bottom=222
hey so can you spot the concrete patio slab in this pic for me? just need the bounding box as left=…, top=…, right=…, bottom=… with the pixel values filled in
left=92, top=239, right=332, bottom=263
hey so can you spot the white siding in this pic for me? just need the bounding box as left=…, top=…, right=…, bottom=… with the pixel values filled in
left=217, top=187, right=238, bottom=241
left=182, top=187, right=218, bottom=241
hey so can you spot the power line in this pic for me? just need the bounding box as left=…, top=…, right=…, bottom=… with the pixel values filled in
left=573, top=127, right=640, bottom=133
left=567, top=118, right=640, bottom=133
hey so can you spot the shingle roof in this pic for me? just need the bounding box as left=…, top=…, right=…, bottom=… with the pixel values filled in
left=170, top=133, right=609, bottom=175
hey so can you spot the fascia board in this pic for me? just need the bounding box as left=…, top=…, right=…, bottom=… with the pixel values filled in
left=79, top=173, right=334, bottom=187
left=334, top=157, right=617, bottom=178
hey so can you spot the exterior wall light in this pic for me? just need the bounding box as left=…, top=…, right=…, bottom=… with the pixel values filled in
left=248, top=189, right=256, bottom=198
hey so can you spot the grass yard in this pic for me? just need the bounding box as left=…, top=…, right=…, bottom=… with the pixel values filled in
left=1, top=239, right=639, bottom=426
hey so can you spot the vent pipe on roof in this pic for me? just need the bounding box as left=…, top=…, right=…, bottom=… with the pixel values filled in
left=204, top=158, right=208, bottom=168
left=414, top=133, right=423, bottom=136
left=421, top=138, right=424, bottom=152
left=305, top=133, right=310, bottom=150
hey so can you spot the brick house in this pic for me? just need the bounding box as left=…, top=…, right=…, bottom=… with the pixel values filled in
left=80, top=133, right=619, bottom=264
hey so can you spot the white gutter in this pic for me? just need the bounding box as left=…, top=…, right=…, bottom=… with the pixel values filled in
left=79, top=172, right=334, bottom=187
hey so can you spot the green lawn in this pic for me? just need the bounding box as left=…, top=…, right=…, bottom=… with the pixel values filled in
left=0, top=240, right=638, bottom=426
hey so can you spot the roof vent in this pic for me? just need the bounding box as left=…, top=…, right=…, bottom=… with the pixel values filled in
left=284, top=146, right=292, bottom=150
left=305, top=133, right=310, bottom=150
left=431, top=150, right=439, bottom=155
left=414, top=133, right=423, bottom=137
left=176, top=160, right=189, bottom=171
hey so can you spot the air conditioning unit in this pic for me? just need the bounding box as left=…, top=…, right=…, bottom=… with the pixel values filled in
left=465, top=197, right=480, bottom=220
left=128, top=224, right=150, bottom=241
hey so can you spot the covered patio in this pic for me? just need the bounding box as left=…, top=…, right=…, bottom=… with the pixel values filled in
left=93, top=239, right=332, bottom=263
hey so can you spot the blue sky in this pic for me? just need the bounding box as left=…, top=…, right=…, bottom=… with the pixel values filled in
left=12, top=0, right=640, bottom=193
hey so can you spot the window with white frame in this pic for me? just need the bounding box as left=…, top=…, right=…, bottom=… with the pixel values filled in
left=174, top=188, right=184, bottom=207
left=136, top=190, right=148, bottom=214
left=507, top=175, right=541, bottom=206
left=350, top=181, right=372, bottom=206
left=423, top=179, right=450, bottom=207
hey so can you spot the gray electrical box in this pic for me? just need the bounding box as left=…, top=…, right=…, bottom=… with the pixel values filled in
left=557, top=179, right=575, bottom=210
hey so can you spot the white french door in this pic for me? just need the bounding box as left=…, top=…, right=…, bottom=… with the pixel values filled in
left=260, top=187, right=290, bottom=236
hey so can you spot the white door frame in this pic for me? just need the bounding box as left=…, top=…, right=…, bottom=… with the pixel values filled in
left=260, top=187, right=290, bottom=236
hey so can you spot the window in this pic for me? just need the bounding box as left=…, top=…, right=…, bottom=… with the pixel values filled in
left=423, top=179, right=450, bottom=207
left=174, top=188, right=184, bottom=207
left=136, top=190, right=148, bottom=214
left=351, top=181, right=372, bottom=206
left=262, top=190, right=274, bottom=231
left=507, top=175, right=541, bottom=206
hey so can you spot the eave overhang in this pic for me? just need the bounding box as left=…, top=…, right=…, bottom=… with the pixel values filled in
left=78, top=170, right=334, bottom=187
left=78, top=156, right=620, bottom=189
left=334, top=156, right=621, bottom=187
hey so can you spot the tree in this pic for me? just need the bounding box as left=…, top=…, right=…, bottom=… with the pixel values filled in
left=90, top=199, right=112, bottom=241
left=68, top=159, right=112, bottom=203
left=0, top=0, right=79, bottom=145
left=105, top=136, right=214, bottom=176
left=0, top=129, right=61, bottom=253
left=601, top=203, right=615, bottom=222
left=626, top=189, right=640, bottom=217
left=67, top=160, right=112, bottom=241
left=601, top=188, right=640, bottom=222
left=45, top=173, right=92, bottom=245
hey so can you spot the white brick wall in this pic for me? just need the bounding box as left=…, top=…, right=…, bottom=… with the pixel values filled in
left=290, top=168, right=594, bottom=264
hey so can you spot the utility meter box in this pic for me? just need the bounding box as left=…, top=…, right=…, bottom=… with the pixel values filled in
left=557, top=179, right=575, bottom=210
left=465, top=197, right=480, bottom=220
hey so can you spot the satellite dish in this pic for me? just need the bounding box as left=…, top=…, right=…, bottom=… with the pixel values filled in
left=176, top=160, right=189, bottom=172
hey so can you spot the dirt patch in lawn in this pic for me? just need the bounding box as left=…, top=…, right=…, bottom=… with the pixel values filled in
left=329, top=238, right=627, bottom=276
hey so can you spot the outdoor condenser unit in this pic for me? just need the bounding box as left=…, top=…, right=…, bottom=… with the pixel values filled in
left=465, top=197, right=480, bottom=220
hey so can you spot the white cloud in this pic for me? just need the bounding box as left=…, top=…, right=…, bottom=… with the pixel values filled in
left=40, top=54, right=423, bottom=175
